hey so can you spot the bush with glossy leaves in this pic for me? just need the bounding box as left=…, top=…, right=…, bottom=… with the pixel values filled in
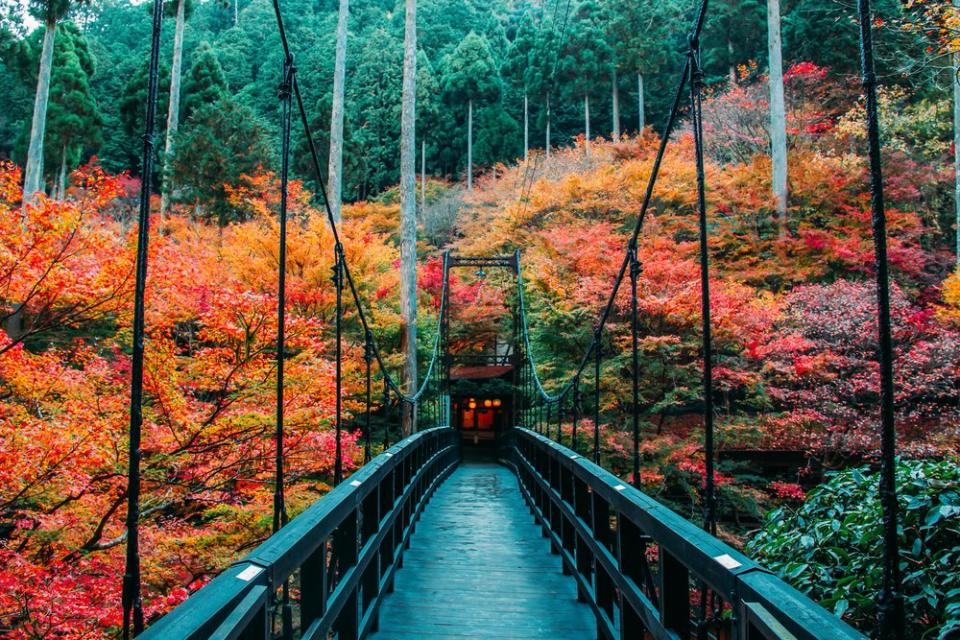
left=747, top=459, right=960, bottom=639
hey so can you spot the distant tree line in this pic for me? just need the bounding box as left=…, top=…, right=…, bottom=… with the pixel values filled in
left=0, top=0, right=944, bottom=222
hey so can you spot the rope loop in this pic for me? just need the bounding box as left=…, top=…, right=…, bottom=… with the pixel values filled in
left=331, top=243, right=344, bottom=288
left=278, top=55, right=295, bottom=100
left=364, top=330, right=374, bottom=363
left=629, top=247, right=642, bottom=280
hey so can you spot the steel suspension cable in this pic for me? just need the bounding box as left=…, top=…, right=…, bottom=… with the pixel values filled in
left=856, top=0, right=904, bottom=635
left=688, top=28, right=716, bottom=537
left=121, top=0, right=164, bottom=635
left=274, top=55, right=294, bottom=535
left=268, top=0, right=447, bottom=409
left=513, top=0, right=709, bottom=408
left=274, top=53, right=296, bottom=640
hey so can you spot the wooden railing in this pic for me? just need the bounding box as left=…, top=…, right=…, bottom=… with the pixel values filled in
left=508, top=428, right=865, bottom=640
left=142, top=427, right=459, bottom=640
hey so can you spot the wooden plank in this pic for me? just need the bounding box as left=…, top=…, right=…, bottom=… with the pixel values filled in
left=369, top=463, right=595, bottom=640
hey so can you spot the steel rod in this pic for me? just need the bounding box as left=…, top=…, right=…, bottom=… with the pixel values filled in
left=273, top=56, right=294, bottom=534
left=593, top=329, right=601, bottom=464
left=121, top=0, right=165, bottom=635
left=334, top=242, right=344, bottom=485
left=630, top=247, right=641, bottom=488
left=856, top=0, right=904, bottom=635
left=689, top=36, right=715, bottom=535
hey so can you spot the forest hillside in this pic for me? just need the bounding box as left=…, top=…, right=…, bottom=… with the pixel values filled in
left=2, top=0, right=960, bottom=638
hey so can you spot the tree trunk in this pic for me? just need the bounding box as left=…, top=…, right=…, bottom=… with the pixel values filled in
left=161, top=0, right=186, bottom=218
left=955, top=1, right=960, bottom=264
left=328, top=0, right=349, bottom=224
left=612, top=68, right=620, bottom=141
left=767, top=0, right=788, bottom=227
left=545, top=94, right=551, bottom=160
left=421, top=138, right=426, bottom=206
left=584, top=92, right=590, bottom=155
left=467, top=98, right=473, bottom=191
left=22, top=20, right=57, bottom=210
left=234, top=0, right=239, bottom=26
left=399, top=0, right=418, bottom=434
left=728, top=40, right=737, bottom=85
left=523, top=91, right=529, bottom=163
left=638, top=73, right=645, bottom=131
left=58, top=144, right=68, bottom=199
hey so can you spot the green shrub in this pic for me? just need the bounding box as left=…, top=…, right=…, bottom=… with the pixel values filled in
left=747, top=459, right=960, bottom=639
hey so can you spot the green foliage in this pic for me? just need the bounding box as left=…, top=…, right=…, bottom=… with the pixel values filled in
left=0, top=24, right=32, bottom=161
left=442, top=31, right=501, bottom=106
left=118, top=58, right=170, bottom=178
left=748, top=460, right=960, bottom=639
left=44, top=23, right=101, bottom=178
left=474, top=104, right=520, bottom=165
left=350, top=26, right=402, bottom=199
left=28, top=0, right=79, bottom=25
left=604, top=0, right=673, bottom=75
left=502, top=10, right=536, bottom=93
left=182, top=40, right=229, bottom=120
left=171, top=95, right=271, bottom=223
left=556, top=1, right=611, bottom=98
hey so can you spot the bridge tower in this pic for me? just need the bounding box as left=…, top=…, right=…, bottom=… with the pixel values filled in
left=443, top=253, right=521, bottom=457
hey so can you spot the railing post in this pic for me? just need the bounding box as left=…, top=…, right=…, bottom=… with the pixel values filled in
left=660, top=550, right=691, bottom=638
left=333, top=509, right=360, bottom=640
left=546, top=402, right=553, bottom=440
left=334, top=241, right=344, bottom=486
left=301, top=539, right=328, bottom=629
left=856, top=0, right=904, bottom=635
left=556, top=394, right=564, bottom=446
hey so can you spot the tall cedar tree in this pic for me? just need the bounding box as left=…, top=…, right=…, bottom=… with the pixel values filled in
left=442, top=31, right=500, bottom=190
left=526, top=18, right=558, bottom=157
left=556, top=2, right=611, bottom=153
left=605, top=0, right=671, bottom=133
left=503, top=11, right=537, bottom=162
left=161, top=0, right=192, bottom=216
left=44, top=23, right=101, bottom=198
left=399, top=0, right=417, bottom=434
left=181, top=41, right=229, bottom=121
left=171, top=96, right=270, bottom=224
left=22, top=0, right=88, bottom=206
left=327, top=0, right=348, bottom=223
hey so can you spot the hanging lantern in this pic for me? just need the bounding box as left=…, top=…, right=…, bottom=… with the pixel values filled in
left=483, top=399, right=492, bottom=408
left=468, top=398, right=477, bottom=409
left=493, top=398, right=502, bottom=407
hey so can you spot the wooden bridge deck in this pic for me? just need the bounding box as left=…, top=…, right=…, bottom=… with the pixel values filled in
left=369, top=462, right=596, bottom=639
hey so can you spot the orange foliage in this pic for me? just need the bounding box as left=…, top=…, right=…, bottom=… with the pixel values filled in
left=0, top=164, right=423, bottom=637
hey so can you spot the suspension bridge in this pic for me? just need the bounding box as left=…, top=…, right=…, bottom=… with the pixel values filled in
left=116, top=0, right=905, bottom=638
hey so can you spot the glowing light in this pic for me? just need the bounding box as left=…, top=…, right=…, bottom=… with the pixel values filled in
left=492, top=398, right=502, bottom=407
left=483, top=399, right=492, bottom=408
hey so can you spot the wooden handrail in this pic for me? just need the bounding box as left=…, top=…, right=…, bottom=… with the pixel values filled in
left=508, top=428, right=865, bottom=640
left=142, top=427, right=459, bottom=640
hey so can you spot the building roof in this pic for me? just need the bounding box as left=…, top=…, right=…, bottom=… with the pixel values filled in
left=449, top=365, right=514, bottom=380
